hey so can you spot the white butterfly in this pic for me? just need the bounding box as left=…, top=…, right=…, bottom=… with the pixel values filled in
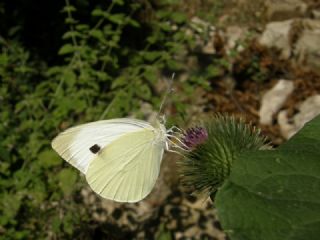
left=52, top=118, right=183, bottom=203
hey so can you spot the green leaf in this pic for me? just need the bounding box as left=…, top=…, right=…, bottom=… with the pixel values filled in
left=29, top=181, right=47, bottom=204
left=62, top=31, right=82, bottom=40
left=75, top=24, right=89, bottom=31
left=0, top=193, right=21, bottom=225
left=62, top=69, right=77, bottom=87
left=0, top=145, right=10, bottom=162
left=65, top=17, right=78, bottom=25
left=215, top=114, right=320, bottom=240
left=107, top=13, right=126, bottom=25
left=127, top=18, right=140, bottom=28
left=0, top=53, right=9, bottom=65
left=38, top=150, right=62, bottom=168
left=143, top=66, right=158, bottom=83
left=58, top=44, right=75, bottom=55
left=156, top=10, right=170, bottom=19
left=113, top=0, right=124, bottom=5
left=51, top=216, right=62, bottom=233
left=63, top=212, right=75, bottom=234
left=62, top=5, right=76, bottom=13
left=89, top=29, right=106, bottom=43
left=111, top=76, right=127, bottom=89
left=171, top=12, right=187, bottom=24
left=143, top=51, right=162, bottom=62
left=135, top=83, right=151, bottom=100
left=156, top=223, right=173, bottom=240
left=91, top=8, right=105, bottom=17
left=159, top=22, right=172, bottom=32
left=57, top=169, right=78, bottom=196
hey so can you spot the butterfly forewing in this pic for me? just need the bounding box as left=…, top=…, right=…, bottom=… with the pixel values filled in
left=51, top=119, right=153, bottom=174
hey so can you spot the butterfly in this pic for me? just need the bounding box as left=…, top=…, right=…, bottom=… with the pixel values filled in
left=52, top=117, right=183, bottom=202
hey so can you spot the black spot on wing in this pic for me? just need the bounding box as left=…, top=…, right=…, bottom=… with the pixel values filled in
left=89, top=144, right=101, bottom=154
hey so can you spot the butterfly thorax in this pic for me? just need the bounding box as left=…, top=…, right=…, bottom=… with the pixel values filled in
left=152, top=121, right=167, bottom=146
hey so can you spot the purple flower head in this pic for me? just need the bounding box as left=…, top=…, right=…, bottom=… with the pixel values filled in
left=183, top=126, right=208, bottom=149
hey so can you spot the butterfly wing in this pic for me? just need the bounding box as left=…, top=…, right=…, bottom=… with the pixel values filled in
left=51, top=118, right=152, bottom=174
left=86, top=128, right=165, bottom=202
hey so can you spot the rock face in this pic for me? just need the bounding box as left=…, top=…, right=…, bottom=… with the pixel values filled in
left=259, top=80, right=295, bottom=125
left=294, top=20, right=320, bottom=75
left=264, top=0, right=308, bottom=21
left=278, top=95, right=320, bottom=139
left=259, top=20, right=294, bottom=59
left=259, top=18, right=320, bottom=74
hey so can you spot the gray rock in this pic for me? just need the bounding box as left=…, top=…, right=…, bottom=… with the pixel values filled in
left=259, top=80, right=294, bottom=125
left=294, top=19, right=320, bottom=75
left=312, top=10, right=320, bottom=19
left=278, top=95, right=320, bottom=139
left=259, top=18, right=320, bottom=74
left=264, top=0, right=308, bottom=21
left=259, top=20, right=294, bottom=59
left=294, top=95, right=320, bottom=131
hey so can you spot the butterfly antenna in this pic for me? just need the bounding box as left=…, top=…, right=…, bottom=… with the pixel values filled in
left=157, top=73, right=175, bottom=122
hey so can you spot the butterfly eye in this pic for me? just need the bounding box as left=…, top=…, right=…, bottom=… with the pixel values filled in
left=89, top=144, right=101, bottom=154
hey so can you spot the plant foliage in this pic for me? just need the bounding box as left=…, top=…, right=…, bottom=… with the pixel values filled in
left=0, top=0, right=215, bottom=238
left=180, top=114, right=269, bottom=197
left=215, top=114, right=320, bottom=240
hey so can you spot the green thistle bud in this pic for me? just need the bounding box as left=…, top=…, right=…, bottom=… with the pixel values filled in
left=180, top=114, right=270, bottom=199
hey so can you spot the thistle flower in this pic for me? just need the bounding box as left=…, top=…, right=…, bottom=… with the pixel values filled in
left=180, top=114, right=270, bottom=199
left=182, top=126, right=208, bottom=149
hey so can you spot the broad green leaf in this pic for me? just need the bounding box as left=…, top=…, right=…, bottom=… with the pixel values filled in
left=215, top=114, right=320, bottom=240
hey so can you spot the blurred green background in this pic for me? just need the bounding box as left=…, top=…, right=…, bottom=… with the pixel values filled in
left=3, top=0, right=320, bottom=238
left=0, top=0, right=222, bottom=239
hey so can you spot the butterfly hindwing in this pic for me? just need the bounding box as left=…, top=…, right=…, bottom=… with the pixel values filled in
left=86, top=128, right=164, bottom=202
